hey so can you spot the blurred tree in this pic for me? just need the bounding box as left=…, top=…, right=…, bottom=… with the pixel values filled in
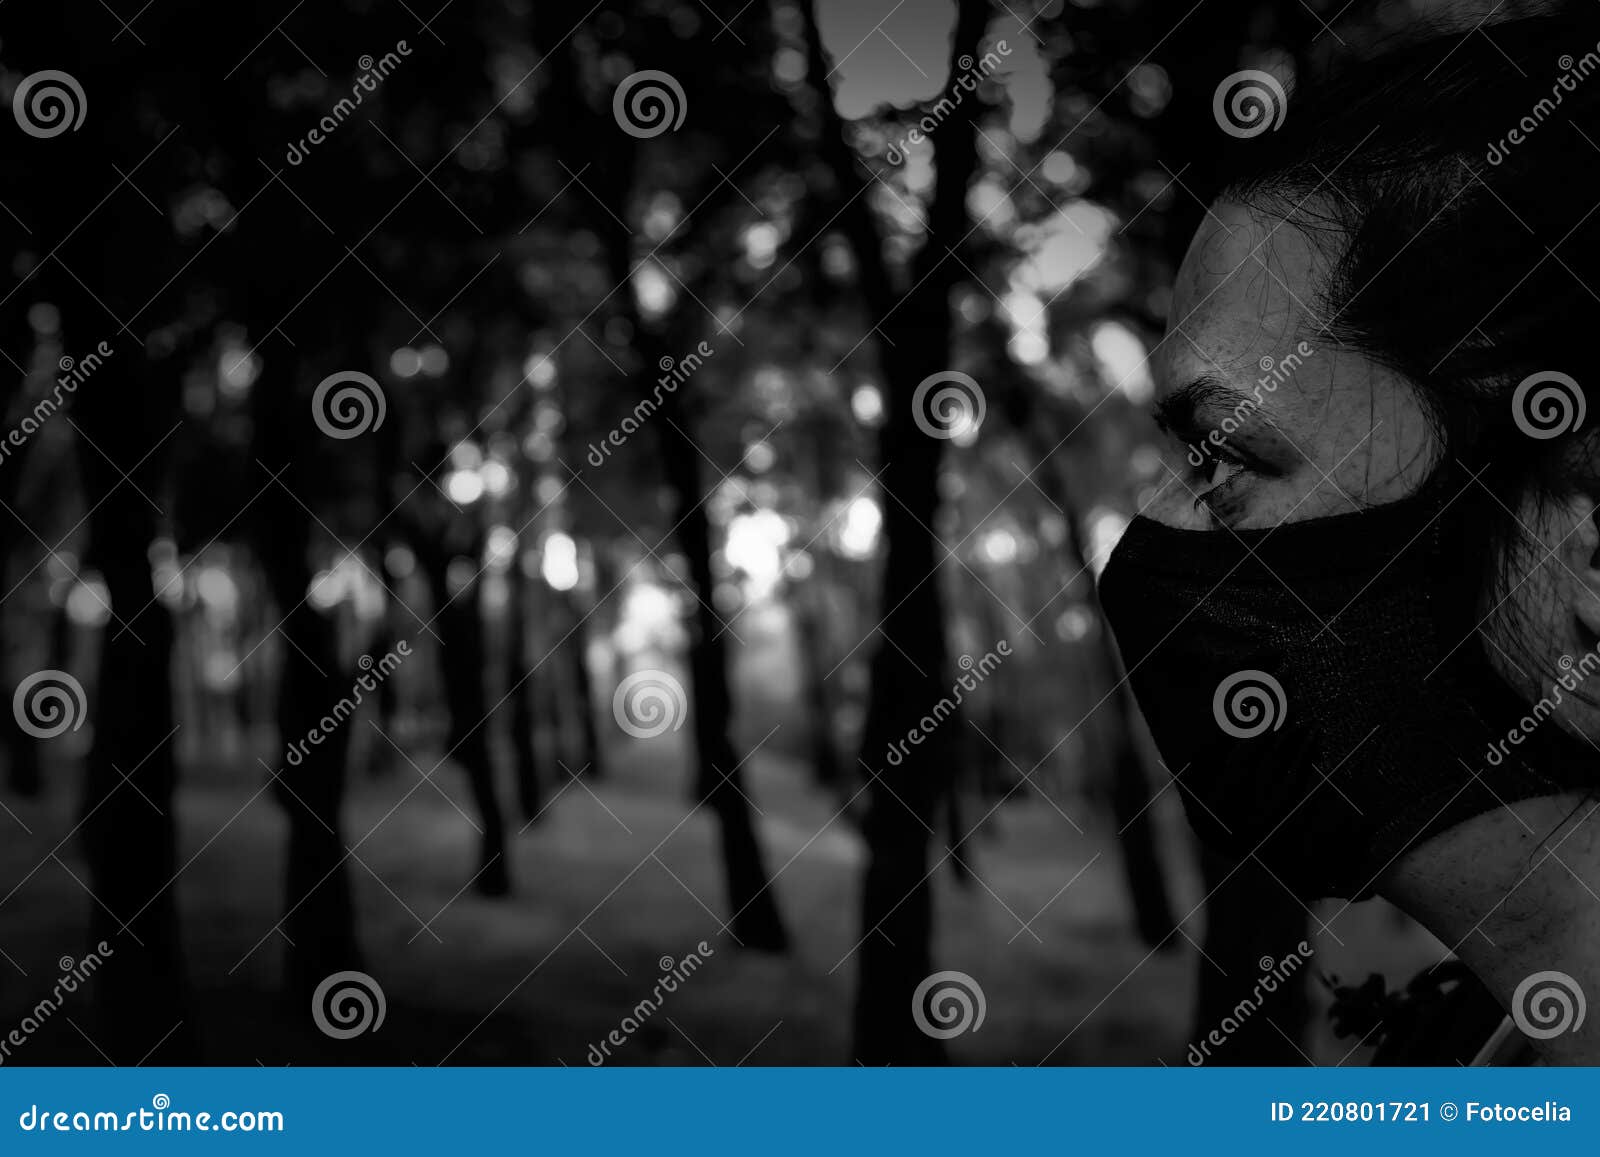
left=548, top=0, right=793, bottom=949
left=799, top=0, right=991, bottom=1063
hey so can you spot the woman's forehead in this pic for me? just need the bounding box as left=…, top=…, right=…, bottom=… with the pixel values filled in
left=1156, top=202, right=1327, bottom=403
left=1153, top=200, right=1436, bottom=507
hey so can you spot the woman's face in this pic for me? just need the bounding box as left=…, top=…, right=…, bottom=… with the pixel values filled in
left=1151, top=200, right=1600, bottom=750
left=1147, top=201, right=1434, bottom=532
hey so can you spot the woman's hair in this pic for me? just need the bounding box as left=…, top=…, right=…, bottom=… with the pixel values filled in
left=1217, top=9, right=1600, bottom=525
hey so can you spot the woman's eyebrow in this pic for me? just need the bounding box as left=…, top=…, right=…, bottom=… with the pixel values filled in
left=1153, top=374, right=1283, bottom=439
left=1152, top=375, right=1233, bottom=433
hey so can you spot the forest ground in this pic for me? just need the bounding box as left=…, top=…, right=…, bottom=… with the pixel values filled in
left=0, top=604, right=1443, bottom=1066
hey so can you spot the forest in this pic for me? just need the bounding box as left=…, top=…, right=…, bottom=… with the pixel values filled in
left=0, top=0, right=1504, bottom=1065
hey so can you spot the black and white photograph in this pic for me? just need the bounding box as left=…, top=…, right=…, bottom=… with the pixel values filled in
left=0, top=0, right=1596, bottom=1089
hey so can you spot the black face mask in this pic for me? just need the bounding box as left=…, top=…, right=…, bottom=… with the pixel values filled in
left=1097, top=476, right=1595, bottom=900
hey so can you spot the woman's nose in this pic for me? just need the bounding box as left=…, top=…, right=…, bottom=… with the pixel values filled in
left=1138, top=463, right=1215, bottom=531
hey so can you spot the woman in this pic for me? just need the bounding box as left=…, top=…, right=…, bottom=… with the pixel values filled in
left=1098, top=11, right=1600, bottom=1063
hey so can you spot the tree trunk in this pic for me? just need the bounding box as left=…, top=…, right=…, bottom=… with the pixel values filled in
left=73, top=357, right=196, bottom=1062
left=0, top=261, right=45, bottom=797
left=417, top=543, right=510, bottom=896
left=561, top=588, right=604, bottom=781
left=251, top=360, right=363, bottom=1002
left=366, top=404, right=403, bottom=779
left=0, top=381, right=49, bottom=799
left=655, top=409, right=789, bottom=952
left=3, top=582, right=42, bottom=796
left=364, top=617, right=401, bottom=779
left=508, top=566, right=542, bottom=821
left=557, top=2, right=790, bottom=943
left=797, top=0, right=991, bottom=1063
left=789, top=577, right=841, bottom=787
left=850, top=321, right=954, bottom=1063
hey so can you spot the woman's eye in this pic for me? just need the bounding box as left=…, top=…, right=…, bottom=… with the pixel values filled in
left=1205, top=455, right=1247, bottom=488
left=1191, top=451, right=1254, bottom=525
left=1187, top=448, right=1243, bottom=489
